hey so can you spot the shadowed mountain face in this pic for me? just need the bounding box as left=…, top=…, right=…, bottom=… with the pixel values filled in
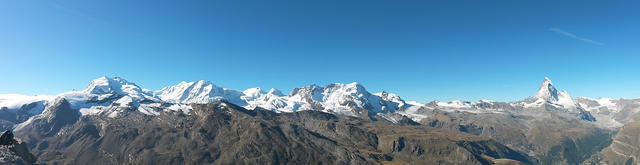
left=419, top=107, right=613, bottom=165
left=14, top=101, right=530, bottom=165
left=13, top=98, right=80, bottom=145
left=0, top=130, right=36, bottom=165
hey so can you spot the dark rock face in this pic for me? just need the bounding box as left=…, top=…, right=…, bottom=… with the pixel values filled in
left=14, top=98, right=80, bottom=146
left=17, top=101, right=530, bottom=165
left=0, top=130, right=36, bottom=165
left=578, top=108, right=597, bottom=122
left=0, top=131, right=16, bottom=145
left=396, top=116, right=421, bottom=126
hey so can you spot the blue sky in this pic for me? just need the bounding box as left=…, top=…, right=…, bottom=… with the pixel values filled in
left=1, top=0, right=639, bottom=102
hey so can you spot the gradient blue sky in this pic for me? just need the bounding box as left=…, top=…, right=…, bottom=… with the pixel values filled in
left=1, top=0, right=639, bottom=102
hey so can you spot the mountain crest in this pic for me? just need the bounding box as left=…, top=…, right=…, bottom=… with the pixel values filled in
left=267, top=88, right=284, bottom=96
left=83, top=76, right=157, bottom=103
left=534, top=77, right=560, bottom=101
left=86, top=76, right=133, bottom=94
left=154, top=80, right=244, bottom=104
left=531, top=77, right=577, bottom=109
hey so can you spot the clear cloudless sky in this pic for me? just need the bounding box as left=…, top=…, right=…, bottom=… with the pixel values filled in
left=1, top=0, right=639, bottom=102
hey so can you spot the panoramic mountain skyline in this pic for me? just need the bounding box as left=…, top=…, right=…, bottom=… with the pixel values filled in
left=2, top=0, right=639, bottom=102
left=1, top=75, right=638, bottom=103
left=3, top=1, right=640, bottom=164
left=0, top=76, right=621, bottom=111
left=3, top=75, right=630, bottom=164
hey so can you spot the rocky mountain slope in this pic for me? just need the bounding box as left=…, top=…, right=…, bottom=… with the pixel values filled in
left=585, top=113, right=640, bottom=165
left=1, top=76, right=638, bottom=164
left=418, top=107, right=612, bottom=164
left=14, top=99, right=530, bottom=164
left=0, top=130, right=36, bottom=164
left=576, top=97, right=640, bottom=129
left=395, top=78, right=613, bottom=164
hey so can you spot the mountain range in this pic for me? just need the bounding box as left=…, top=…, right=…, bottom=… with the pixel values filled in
left=1, top=76, right=639, bottom=164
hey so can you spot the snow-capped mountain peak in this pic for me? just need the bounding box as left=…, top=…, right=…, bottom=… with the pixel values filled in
left=534, top=77, right=559, bottom=101
left=242, top=87, right=264, bottom=98
left=84, top=76, right=156, bottom=101
left=151, top=81, right=406, bottom=116
left=287, top=82, right=370, bottom=107
left=532, top=77, right=576, bottom=108
left=86, top=76, right=125, bottom=94
left=241, top=87, right=284, bottom=99
left=1, top=76, right=610, bottom=125
left=375, top=91, right=406, bottom=107
left=284, top=82, right=406, bottom=115
left=154, top=80, right=244, bottom=104
left=267, top=88, right=284, bottom=96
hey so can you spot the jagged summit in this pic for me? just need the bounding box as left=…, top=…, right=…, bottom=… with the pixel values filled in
left=153, top=80, right=244, bottom=104
left=530, top=77, right=576, bottom=108
left=534, top=77, right=559, bottom=101
left=150, top=80, right=406, bottom=116
left=0, top=76, right=622, bottom=164
left=1, top=76, right=602, bottom=122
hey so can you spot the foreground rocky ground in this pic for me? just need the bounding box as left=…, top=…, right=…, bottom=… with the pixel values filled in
left=0, top=130, right=36, bottom=165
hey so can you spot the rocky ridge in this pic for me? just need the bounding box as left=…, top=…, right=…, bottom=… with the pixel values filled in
left=1, top=76, right=638, bottom=164
left=0, top=130, right=36, bottom=165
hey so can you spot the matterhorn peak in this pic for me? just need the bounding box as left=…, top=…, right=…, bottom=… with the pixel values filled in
left=531, top=77, right=577, bottom=108
left=534, top=77, right=560, bottom=102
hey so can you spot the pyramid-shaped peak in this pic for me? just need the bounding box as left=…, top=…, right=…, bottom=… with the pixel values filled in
left=534, top=77, right=559, bottom=101
left=531, top=77, right=577, bottom=109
